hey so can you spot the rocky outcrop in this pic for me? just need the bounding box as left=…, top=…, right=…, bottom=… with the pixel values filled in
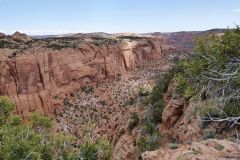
left=0, top=38, right=163, bottom=118
left=141, top=139, right=238, bottom=160
left=161, top=82, right=201, bottom=142
left=11, top=31, right=32, bottom=42
left=0, top=32, right=6, bottom=39
left=113, top=134, right=136, bottom=160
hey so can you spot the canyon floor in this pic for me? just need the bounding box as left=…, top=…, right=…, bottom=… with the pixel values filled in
left=55, top=57, right=239, bottom=160
left=55, top=58, right=170, bottom=143
left=1, top=31, right=239, bottom=160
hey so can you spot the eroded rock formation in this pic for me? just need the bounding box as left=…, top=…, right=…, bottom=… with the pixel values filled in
left=161, top=82, right=201, bottom=142
left=0, top=38, right=164, bottom=118
left=141, top=139, right=238, bottom=160
left=11, top=31, right=32, bottom=42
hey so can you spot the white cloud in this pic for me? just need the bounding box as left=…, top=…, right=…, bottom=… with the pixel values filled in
left=232, top=9, right=240, bottom=13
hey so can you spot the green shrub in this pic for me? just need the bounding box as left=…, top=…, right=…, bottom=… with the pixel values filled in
left=78, top=134, right=111, bottom=160
left=136, top=120, right=162, bottom=154
left=118, top=36, right=145, bottom=40
left=173, top=74, right=194, bottom=99
left=9, top=115, right=22, bottom=126
left=177, top=27, right=240, bottom=121
left=168, top=143, right=179, bottom=149
left=128, top=112, right=139, bottom=131
left=148, top=65, right=183, bottom=124
left=29, top=112, right=53, bottom=130
left=141, top=121, right=158, bottom=135
left=199, top=105, right=223, bottom=118
left=136, top=132, right=162, bottom=153
left=81, top=86, right=94, bottom=95
left=0, top=40, right=19, bottom=49
left=139, top=84, right=153, bottom=97
left=47, top=43, right=71, bottom=50
left=98, top=139, right=112, bottom=160
left=0, top=96, right=15, bottom=125
left=223, top=102, right=240, bottom=117
left=151, top=100, right=165, bottom=124
left=212, top=141, right=224, bottom=150
left=0, top=96, right=77, bottom=160
left=78, top=136, right=98, bottom=160
left=203, top=129, right=216, bottom=140
left=142, top=97, right=150, bottom=106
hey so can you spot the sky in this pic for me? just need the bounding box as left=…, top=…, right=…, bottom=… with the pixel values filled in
left=0, top=0, right=240, bottom=35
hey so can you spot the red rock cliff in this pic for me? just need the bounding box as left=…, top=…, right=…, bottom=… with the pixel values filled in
left=0, top=38, right=163, bottom=117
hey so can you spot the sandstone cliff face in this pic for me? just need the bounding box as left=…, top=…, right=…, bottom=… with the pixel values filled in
left=0, top=38, right=163, bottom=117
left=161, top=82, right=201, bottom=142
left=141, top=139, right=238, bottom=160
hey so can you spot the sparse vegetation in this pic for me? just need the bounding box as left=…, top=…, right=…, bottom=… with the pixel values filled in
left=0, top=96, right=77, bottom=160
left=212, top=141, right=224, bottom=150
left=47, top=43, right=73, bottom=50
left=92, top=37, right=118, bottom=46
left=77, top=126, right=112, bottom=160
left=203, top=129, right=216, bottom=140
left=136, top=130, right=162, bottom=154
left=0, top=40, right=20, bottom=49
left=81, top=86, right=94, bottom=95
left=128, top=112, right=139, bottom=131
left=158, top=27, right=240, bottom=128
left=147, top=65, right=182, bottom=124
left=168, top=143, right=179, bottom=149
left=118, top=36, right=145, bottom=41
left=0, top=96, right=114, bottom=160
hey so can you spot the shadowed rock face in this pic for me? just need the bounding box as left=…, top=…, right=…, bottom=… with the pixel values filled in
left=0, top=38, right=164, bottom=118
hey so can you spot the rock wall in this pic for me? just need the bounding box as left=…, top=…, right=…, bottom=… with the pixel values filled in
left=0, top=38, right=163, bottom=117
left=141, top=139, right=238, bottom=160
left=161, top=82, right=201, bottom=142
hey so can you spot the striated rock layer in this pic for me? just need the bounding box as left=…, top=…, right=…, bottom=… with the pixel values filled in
left=0, top=38, right=164, bottom=117
left=141, top=139, right=238, bottom=160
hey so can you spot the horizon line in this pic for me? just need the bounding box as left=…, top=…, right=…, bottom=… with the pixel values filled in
left=0, top=27, right=231, bottom=36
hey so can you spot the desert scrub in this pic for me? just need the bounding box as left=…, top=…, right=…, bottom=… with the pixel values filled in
left=0, top=96, right=77, bottom=160
left=203, top=128, right=216, bottom=140
left=136, top=120, right=162, bottom=154
left=118, top=36, right=145, bottom=41
left=173, top=73, right=194, bottom=99
left=127, top=112, right=139, bottom=131
left=0, top=40, right=20, bottom=49
left=223, top=101, right=240, bottom=117
left=136, top=131, right=162, bottom=154
left=168, top=143, right=179, bottom=149
left=138, top=84, right=153, bottom=97
left=47, top=43, right=72, bottom=50
left=92, top=37, right=118, bottom=46
left=198, top=100, right=223, bottom=118
left=81, top=86, right=94, bottom=95
left=177, top=27, right=240, bottom=123
left=147, top=64, right=183, bottom=124
left=212, top=141, right=224, bottom=150
left=78, top=125, right=112, bottom=160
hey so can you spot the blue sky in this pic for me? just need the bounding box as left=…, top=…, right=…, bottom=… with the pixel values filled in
left=0, top=0, right=240, bottom=35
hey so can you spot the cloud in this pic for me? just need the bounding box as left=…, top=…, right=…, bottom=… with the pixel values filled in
left=232, top=9, right=240, bottom=13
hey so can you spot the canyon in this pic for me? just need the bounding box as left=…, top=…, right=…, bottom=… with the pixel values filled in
left=0, top=32, right=164, bottom=118
left=0, top=30, right=238, bottom=160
